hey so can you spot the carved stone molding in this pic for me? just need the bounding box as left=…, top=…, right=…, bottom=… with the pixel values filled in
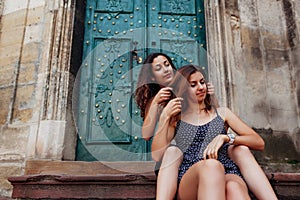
left=41, top=0, right=74, bottom=121
left=0, top=0, right=4, bottom=21
left=33, top=0, right=75, bottom=159
left=204, top=0, right=231, bottom=107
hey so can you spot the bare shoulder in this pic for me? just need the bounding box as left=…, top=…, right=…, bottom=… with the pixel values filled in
left=216, top=107, right=233, bottom=120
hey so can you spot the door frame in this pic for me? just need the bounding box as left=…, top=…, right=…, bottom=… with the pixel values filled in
left=28, top=0, right=235, bottom=161
left=67, top=0, right=234, bottom=160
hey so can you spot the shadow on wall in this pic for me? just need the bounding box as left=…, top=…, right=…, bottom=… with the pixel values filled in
left=253, top=127, right=300, bottom=172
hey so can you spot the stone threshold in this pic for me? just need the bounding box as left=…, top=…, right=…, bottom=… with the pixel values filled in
left=23, top=160, right=157, bottom=175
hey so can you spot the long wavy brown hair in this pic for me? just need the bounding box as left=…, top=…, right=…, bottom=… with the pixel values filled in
left=134, top=52, right=177, bottom=119
left=169, top=64, right=215, bottom=113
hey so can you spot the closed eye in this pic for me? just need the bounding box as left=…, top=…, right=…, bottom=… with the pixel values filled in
left=153, top=64, right=162, bottom=71
left=190, top=81, right=197, bottom=87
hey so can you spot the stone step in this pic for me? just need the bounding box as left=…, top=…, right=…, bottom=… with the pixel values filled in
left=9, top=160, right=156, bottom=199
left=7, top=160, right=300, bottom=199
left=9, top=174, right=156, bottom=199
left=265, top=173, right=300, bottom=200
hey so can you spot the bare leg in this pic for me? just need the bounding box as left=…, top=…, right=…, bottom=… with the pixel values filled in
left=228, top=145, right=278, bottom=200
left=177, top=159, right=226, bottom=200
left=156, top=146, right=183, bottom=200
left=225, top=174, right=251, bottom=200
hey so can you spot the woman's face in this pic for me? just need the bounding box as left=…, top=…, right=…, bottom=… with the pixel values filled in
left=186, top=71, right=207, bottom=104
left=151, top=55, right=174, bottom=86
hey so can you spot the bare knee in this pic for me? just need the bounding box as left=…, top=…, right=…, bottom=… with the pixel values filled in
left=226, top=180, right=244, bottom=191
left=229, top=145, right=251, bottom=159
left=163, top=146, right=183, bottom=162
left=226, top=177, right=250, bottom=200
left=164, top=146, right=182, bottom=158
left=161, top=146, right=183, bottom=168
left=197, top=159, right=225, bottom=177
left=203, top=159, right=224, bottom=170
left=178, top=160, right=226, bottom=199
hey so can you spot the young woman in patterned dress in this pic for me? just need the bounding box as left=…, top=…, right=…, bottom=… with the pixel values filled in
left=135, top=55, right=277, bottom=199
left=150, top=64, right=277, bottom=199
left=135, top=53, right=216, bottom=199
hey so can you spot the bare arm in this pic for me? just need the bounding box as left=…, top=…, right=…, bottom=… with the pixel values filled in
left=141, top=87, right=173, bottom=140
left=221, top=107, right=265, bottom=150
left=151, top=97, right=182, bottom=161
left=203, top=107, right=264, bottom=159
left=142, top=100, right=160, bottom=140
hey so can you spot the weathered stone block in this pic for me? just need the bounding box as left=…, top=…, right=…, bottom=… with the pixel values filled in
left=35, top=120, right=66, bottom=159
left=1, top=9, right=27, bottom=28
left=239, top=0, right=259, bottom=27
left=254, top=129, right=300, bottom=163
left=0, top=165, right=22, bottom=190
left=20, top=42, right=40, bottom=64
left=28, top=0, right=45, bottom=9
left=270, top=109, right=298, bottom=133
left=240, top=27, right=260, bottom=47
left=0, top=26, right=24, bottom=48
left=1, top=125, right=29, bottom=151
left=26, top=6, right=44, bottom=26
left=0, top=87, right=14, bottom=125
left=293, top=128, right=300, bottom=153
left=24, top=24, right=43, bottom=44
left=0, top=44, right=22, bottom=68
left=0, top=65, right=16, bottom=87
left=267, top=70, right=290, bottom=97
left=265, top=49, right=289, bottom=68
left=18, top=63, right=36, bottom=84
left=11, top=84, right=35, bottom=123
left=256, top=0, right=284, bottom=35
left=2, top=1, right=28, bottom=15
left=233, top=70, right=268, bottom=127
left=241, top=47, right=263, bottom=70
left=291, top=45, right=300, bottom=69
left=263, top=34, right=289, bottom=50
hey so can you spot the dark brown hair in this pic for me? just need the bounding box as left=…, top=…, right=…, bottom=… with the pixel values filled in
left=134, top=53, right=177, bottom=119
left=169, top=64, right=214, bottom=112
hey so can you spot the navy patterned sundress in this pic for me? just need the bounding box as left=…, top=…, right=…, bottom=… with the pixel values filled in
left=174, top=114, right=242, bottom=183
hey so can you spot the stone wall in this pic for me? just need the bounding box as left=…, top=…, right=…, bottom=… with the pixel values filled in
left=0, top=0, right=75, bottom=197
left=206, top=0, right=300, bottom=165
left=0, top=0, right=299, bottom=198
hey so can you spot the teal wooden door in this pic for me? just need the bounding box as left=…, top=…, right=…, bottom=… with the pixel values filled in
left=75, top=0, right=207, bottom=161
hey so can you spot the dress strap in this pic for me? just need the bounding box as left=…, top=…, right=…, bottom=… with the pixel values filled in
left=212, top=106, right=219, bottom=116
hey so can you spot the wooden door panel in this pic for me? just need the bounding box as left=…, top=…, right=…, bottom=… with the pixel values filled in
left=76, top=0, right=148, bottom=161
left=88, top=38, right=132, bottom=144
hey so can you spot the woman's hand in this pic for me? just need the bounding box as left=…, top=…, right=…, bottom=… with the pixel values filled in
left=206, top=82, right=215, bottom=95
left=203, top=135, right=228, bottom=160
left=152, top=87, right=173, bottom=106
left=160, top=97, right=183, bottom=119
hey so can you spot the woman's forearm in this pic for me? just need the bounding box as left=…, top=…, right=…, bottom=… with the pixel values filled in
left=142, top=114, right=158, bottom=140
left=229, top=133, right=265, bottom=151
left=151, top=115, right=173, bottom=161
left=222, top=107, right=265, bottom=151
left=141, top=103, right=159, bottom=140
